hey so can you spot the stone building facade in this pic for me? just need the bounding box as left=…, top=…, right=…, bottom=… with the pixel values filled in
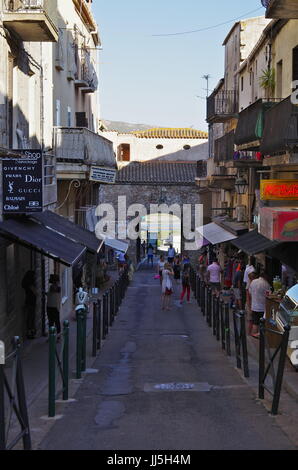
left=97, top=162, right=204, bottom=265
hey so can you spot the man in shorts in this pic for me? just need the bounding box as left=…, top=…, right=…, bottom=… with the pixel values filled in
left=249, top=271, right=271, bottom=338
left=206, top=258, right=222, bottom=296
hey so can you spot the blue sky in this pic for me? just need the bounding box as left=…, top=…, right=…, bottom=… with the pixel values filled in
left=94, top=0, right=264, bottom=131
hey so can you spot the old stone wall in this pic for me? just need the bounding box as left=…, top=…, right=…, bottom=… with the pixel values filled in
left=98, top=183, right=202, bottom=266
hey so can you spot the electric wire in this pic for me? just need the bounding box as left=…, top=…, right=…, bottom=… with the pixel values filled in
left=152, top=7, right=264, bottom=37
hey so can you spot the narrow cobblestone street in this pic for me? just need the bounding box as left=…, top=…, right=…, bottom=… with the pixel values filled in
left=39, top=263, right=296, bottom=451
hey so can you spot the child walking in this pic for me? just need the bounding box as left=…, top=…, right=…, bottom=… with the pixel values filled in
left=161, top=263, right=174, bottom=311
left=180, top=264, right=191, bottom=304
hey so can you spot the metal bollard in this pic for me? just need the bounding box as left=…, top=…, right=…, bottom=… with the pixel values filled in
left=62, top=320, right=69, bottom=401
left=114, top=281, right=119, bottom=314
left=82, top=308, right=87, bottom=372
left=224, top=303, right=231, bottom=356
left=259, top=318, right=266, bottom=400
left=48, top=326, right=56, bottom=417
left=97, top=299, right=102, bottom=348
left=212, top=294, right=217, bottom=336
left=197, top=276, right=201, bottom=306
left=102, top=294, right=106, bottom=340
left=14, top=337, right=31, bottom=450
left=201, top=282, right=206, bottom=316
left=220, top=300, right=225, bottom=350
left=109, top=287, right=114, bottom=327
left=207, top=288, right=212, bottom=327
left=105, top=292, right=109, bottom=336
left=76, top=307, right=85, bottom=379
left=0, top=342, right=5, bottom=450
left=216, top=297, right=220, bottom=342
left=92, top=302, right=98, bottom=357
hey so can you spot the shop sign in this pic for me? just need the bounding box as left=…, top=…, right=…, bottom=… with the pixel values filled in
left=260, top=207, right=298, bottom=241
left=89, top=166, right=117, bottom=184
left=2, top=150, right=43, bottom=213
left=261, top=179, right=298, bottom=200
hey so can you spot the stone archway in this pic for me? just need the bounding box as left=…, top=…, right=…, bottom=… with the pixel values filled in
left=97, top=162, right=203, bottom=264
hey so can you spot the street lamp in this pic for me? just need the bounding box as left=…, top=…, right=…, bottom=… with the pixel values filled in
left=235, top=176, right=248, bottom=195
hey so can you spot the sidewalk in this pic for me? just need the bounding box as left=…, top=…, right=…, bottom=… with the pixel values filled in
left=4, top=270, right=120, bottom=450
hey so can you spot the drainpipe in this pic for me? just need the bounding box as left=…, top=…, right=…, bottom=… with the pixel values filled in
left=248, top=167, right=255, bottom=230
left=40, top=42, right=44, bottom=150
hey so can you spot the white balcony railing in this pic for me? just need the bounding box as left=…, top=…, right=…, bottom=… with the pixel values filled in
left=5, top=0, right=45, bottom=12
left=3, top=0, right=58, bottom=42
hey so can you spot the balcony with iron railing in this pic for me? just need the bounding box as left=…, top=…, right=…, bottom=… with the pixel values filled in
left=3, top=0, right=58, bottom=42
left=207, top=90, right=239, bottom=124
left=235, top=98, right=282, bottom=151
left=260, top=95, right=298, bottom=156
left=214, top=130, right=235, bottom=163
left=73, top=47, right=98, bottom=93
left=262, top=0, right=298, bottom=18
left=53, top=127, right=115, bottom=167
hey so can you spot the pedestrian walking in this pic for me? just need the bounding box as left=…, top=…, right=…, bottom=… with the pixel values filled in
left=246, top=271, right=258, bottom=336
left=180, top=264, right=191, bottom=304
left=206, top=258, right=222, bottom=296
left=161, top=262, right=174, bottom=311
left=182, top=253, right=191, bottom=266
left=117, top=251, right=126, bottom=273
left=198, top=251, right=208, bottom=282
left=173, top=255, right=181, bottom=284
left=233, top=262, right=245, bottom=309
left=125, top=254, right=135, bottom=282
left=167, top=244, right=176, bottom=264
left=147, top=244, right=154, bottom=267
left=243, top=256, right=256, bottom=288
left=47, top=274, right=62, bottom=339
left=21, top=270, right=37, bottom=339
left=157, top=254, right=165, bottom=284
left=249, top=271, right=271, bottom=338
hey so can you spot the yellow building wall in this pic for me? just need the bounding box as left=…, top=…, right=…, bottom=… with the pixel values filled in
left=273, top=19, right=298, bottom=99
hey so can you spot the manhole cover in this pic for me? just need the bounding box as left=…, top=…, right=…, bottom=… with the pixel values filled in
left=144, top=382, right=212, bottom=392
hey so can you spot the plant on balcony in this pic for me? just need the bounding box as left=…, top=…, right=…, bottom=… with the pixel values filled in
left=259, top=68, right=275, bottom=99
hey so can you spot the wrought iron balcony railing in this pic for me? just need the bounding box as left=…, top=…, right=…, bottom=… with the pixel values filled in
left=207, top=90, right=238, bottom=123
left=260, top=95, right=298, bottom=156
left=235, top=98, right=282, bottom=149
left=214, top=130, right=235, bottom=163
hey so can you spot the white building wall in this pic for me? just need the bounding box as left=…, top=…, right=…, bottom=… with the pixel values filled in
left=53, top=0, right=99, bottom=132
left=102, top=131, right=208, bottom=164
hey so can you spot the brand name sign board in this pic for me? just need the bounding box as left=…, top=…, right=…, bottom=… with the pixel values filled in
left=2, top=149, right=43, bottom=213
left=90, top=166, right=117, bottom=184
left=261, top=179, right=298, bottom=200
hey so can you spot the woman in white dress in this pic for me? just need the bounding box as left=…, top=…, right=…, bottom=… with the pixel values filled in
left=157, top=255, right=165, bottom=285
left=161, top=263, right=174, bottom=311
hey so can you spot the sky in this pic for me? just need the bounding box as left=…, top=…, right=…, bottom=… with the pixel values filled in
left=93, top=0, right=265, bottom=131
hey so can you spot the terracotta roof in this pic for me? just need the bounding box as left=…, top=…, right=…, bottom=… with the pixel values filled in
left=131, top=128, right=208, bottom=139
left=116, top=161, right=198, bottom=185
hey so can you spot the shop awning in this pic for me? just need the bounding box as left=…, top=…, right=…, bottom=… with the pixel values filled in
left=30, top=210, right=103, bottom=253
left=230, top=229, right=280, bottom=255
left=0, top=218, right=86, bottom=266
left=0, top=235, right=12, bottom=248
left=196, top=223, right=237, bottom=245
left=267, top=243, right=298, bottom=273
left=104, top=238, right=129, bottom=253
